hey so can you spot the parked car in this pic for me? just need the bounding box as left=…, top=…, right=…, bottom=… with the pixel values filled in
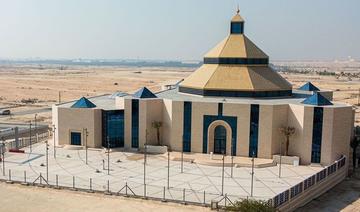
left=0, top=109, right=11, bottom=115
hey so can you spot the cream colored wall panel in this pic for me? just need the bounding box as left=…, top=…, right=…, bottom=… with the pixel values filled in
left=124, top=99, right=132, bottom=149
left=169, top=101, right=183, bottom=151
left=321, top=108, right=334, bottom=165
left=330, top=107, right=353, bottom=163
left=271, top=105, right=289, bottom=156
left=223, top=103, right=250, bottom=157
left=191, top=102, right=217, bottom=153
left=258, top=105, right=273, bottom=158
left=57, top=107, right=101, bottom=148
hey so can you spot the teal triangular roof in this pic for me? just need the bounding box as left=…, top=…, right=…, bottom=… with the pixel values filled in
left=302, top=93, right=333, bottom=106
left=298, top=82, right=320, bottom=91
left=71, top=97, right=96, bottom=108
left=133, top=87, right=157, bottom=99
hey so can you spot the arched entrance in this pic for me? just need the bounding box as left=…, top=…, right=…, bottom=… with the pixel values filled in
left=207, top=120, right=232, bottom=155
left=214, top=125, right=227, bottom=154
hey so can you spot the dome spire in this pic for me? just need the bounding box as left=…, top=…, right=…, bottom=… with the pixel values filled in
left=231, top=6, right=244, bottom=34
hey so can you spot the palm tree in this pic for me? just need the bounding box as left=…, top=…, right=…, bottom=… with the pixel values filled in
left=279, top=126, right=296, bottom=156
left=151, top=121, right=162, bottom=146
left=350, top=126, right=360, bottom=168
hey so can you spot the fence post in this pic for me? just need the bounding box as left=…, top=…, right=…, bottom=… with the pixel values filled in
left=72, top=176, right=76, bottom=190
left=125, top=182, right=128, bottom=196
left=21, top=170, right=29, bottom=185
left=40, top=173, right=42, bottom=185
left=162, top=186, right=166, bottom=202
left=225, top=194, right=227, bottom=207
left=203, top=191, right=206, bottom=205
left=55, top=174, right=59, bottom=189
left=89, top=178, right=93, bottom=192
left=182, top=188, right=186, bottom=204
left=105, top=180, right=111, bottom=195
left=143, top=184, right=147, bottom=199
left=7, top=169, right=12, bottom=183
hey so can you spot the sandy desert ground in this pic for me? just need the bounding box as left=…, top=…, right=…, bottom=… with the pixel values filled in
left=0, top=64, right=359, bottom=124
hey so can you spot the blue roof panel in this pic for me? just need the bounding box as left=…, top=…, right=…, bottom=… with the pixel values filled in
left=71, top=97, right=97, bottom=108
left=301, top=93, right=333, bottom=106
left=298, top=82, right=320, bottom=91
left=133, top=87, right=157, bottom=99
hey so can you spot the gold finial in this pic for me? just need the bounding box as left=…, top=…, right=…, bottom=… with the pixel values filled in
left=236, top=4, right=240, bottom=14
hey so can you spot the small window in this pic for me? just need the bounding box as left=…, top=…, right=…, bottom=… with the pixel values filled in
left=231, top=22, right=243, bottom=34
left=71, top=132, right=81, bottom=146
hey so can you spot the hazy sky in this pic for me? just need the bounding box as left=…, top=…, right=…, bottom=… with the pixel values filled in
left=0, top=0, right=359, bottom=61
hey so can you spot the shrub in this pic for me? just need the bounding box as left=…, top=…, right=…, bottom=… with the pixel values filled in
left=226, top=199, right=277, bottom=212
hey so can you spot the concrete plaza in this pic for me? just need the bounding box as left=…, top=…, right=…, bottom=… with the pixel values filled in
left=0, top=142, right=322, bottom=205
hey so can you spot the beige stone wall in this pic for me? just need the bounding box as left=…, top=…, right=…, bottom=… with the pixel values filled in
left=140, top=99, right=163, bottom=149
left=322, top=107, right=353, bottom=165
left=115, top=97, right=125, bottom=109
left=163, top=100, right=183, bottom=151
left=56, top=107, right=102, bottom=148
left=270, top=105, right=289, bottom=157
left=161, top=99, right=173, bottom=148
left=223, top=103, right=250, bottom=157
left=287, top=104, right=313, bottom=165
left=124, top=98, right=132, bottom=149
left=191, top=102, right=217, bottom=153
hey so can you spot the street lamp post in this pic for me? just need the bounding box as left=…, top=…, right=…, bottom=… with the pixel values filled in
left=46, top=139, right=49, bottom=182
left=181, top=134, right=184, bottom=173
left=279, top=140, right=282, bottom=178
left=143, top=142, right=147, bottom=197
left=221, top=155, right=225, bottom=196
left=250, top=152, right=255, bottom=197
left=167, top=151, right=170, bottom=189
left=84, top=128, right=88, bottom=164
left=1, top=139, right=5, bottom=176
left=107, top=136, right=110, bottom=175
left=53, top=125, right=56, bottom=158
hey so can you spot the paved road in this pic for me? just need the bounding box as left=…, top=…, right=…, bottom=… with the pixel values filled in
left=11, top=107, right=51, bottom=116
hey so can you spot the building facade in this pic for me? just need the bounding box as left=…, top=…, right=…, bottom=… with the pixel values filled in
left=52, top=11, right=354, bottom=166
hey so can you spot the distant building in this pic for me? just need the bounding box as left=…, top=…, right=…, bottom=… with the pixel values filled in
left=52, top=11, right=354, bottom=166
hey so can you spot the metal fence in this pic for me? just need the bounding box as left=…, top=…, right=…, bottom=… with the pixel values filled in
left=0, top=169, right=241, bottom=208
left=269, top=155, right=347, bottom=208
left=2, top=132, right=49, bottom=151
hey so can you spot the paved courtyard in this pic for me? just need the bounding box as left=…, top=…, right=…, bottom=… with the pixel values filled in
left=0, top=142, right=322, bottom=204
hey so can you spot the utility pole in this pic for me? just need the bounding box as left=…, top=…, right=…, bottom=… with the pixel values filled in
left=29, top=121, right=32, bottom=152
left=52, top=125, right=56, bottom=158
left=250, top=152, right=255, bottom=197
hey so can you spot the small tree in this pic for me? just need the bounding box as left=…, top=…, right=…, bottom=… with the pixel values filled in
left=226, top=199, right=277, bottom=212
left=350, top=126, right=360, bottom=168
left=279, top=126, right=296, bottom=156
left=151, top=121, right=162, bottom=146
